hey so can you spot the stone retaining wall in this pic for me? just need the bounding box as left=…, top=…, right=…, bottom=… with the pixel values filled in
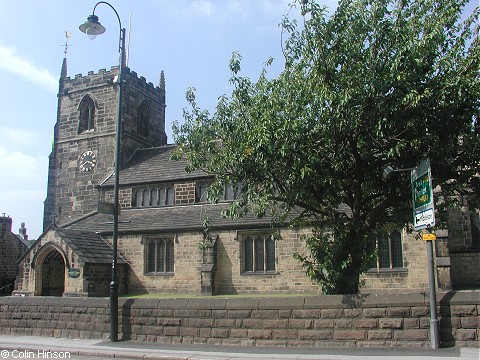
left=0, top=291, right=478, bottom=349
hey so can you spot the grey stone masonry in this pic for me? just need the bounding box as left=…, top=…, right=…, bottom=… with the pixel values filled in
left=45, top=65, right=167, bottom=228
left=0, top=216, right=29, bottom=294
left=0, top=291, right=478, bottom=349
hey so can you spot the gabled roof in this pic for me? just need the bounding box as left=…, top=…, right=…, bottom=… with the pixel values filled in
left=18, top=226, right=126, bottom=265
left=53, top=227, right=126, bottom=264
left=65, top=203, right=286, bottom=235
left=11, top=233, right=31, bottom=249
left=101, top=145, right=208, bottom=187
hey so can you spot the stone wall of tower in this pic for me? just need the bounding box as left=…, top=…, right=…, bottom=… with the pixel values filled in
left=0, top=216, right=29, bottom=294
left=43, top=144, right=57, bottom=230
left=43, top=58, right=67, bottom=231
left=448, top=202, right=480, bottom=289
left=48, top=66, right=167, bottom=227
left=53, top=67, right=118, bottom=225
left=121, top=69, right=167, bottom=162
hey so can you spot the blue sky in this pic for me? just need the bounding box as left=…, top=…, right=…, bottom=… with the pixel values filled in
left=0, top=0, right=477, bottom=240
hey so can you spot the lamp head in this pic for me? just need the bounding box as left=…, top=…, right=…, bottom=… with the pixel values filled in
left=382, top=165, right=394, bottom=180
left=79, top=14, right=106, bottom=40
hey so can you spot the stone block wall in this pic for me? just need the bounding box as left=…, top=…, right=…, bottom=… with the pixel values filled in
left=49, top=66, right=167, bottom=227
left=0, top=217, right=29, bottom=294
left=448, top=204, right=473, bottom=250
left=101, top=226, right=459, bottom=296
left=358, top=229, right=432, bottom=292
left=447, top=203, right=479, bottom=290
left=450, top=251, right=480, bottom=289
left=215, top=228, right=319, bottom=294
left=54, top=68, right=119, bottom=226
left=174, top=182, right=196, bottom=205
left=0, top=291, right=478, bottom=349
left=118, top=232, right=203, bottom=294
left=121, top=69, right=167, bottom=154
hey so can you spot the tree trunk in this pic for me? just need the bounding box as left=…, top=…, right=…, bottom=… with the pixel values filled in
left=330, top=268, right=360, bottom=294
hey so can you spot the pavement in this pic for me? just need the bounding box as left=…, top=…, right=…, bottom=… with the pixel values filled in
left=0, top=335, right=478, bottom=360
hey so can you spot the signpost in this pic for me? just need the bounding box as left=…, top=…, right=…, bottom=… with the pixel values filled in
left=411, top=158, right=439, bottom=349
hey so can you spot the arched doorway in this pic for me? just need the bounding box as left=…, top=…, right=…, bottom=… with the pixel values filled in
left=41, top=250, right=65, bottom=296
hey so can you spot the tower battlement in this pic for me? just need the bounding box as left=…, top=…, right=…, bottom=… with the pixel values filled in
left=64, top=66, right=165, bottom=99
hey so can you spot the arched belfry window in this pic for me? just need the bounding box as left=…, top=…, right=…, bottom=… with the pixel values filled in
left=137, top=101, right=149, bottom=137
left=78, top=95, right=95, bottom=133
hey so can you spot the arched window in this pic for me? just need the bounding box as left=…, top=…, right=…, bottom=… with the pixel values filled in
left=136, top=187, right=174, bottom=207
left=158, top=187, right=174, bottom=206
left=244, top=236, right=254, bottom=272
left=135, top=190, right=142, bottom=207
left=159, top=188, right=166, bottom=206
left=224, top=183, right=235, bottom=200
left=151, top=189, right=159, bottom=206
left=197, top=183, right=209, bottom=202
left=78, top=95, right=95, bottom=133
left=166, top=187, right=174, bottom=205
left=142, top=189, right=150, bottom=207
left=390, top=230, right=403, bottom=268
left=222, top=182, right=241, bottom=201
left=137, top=101, right=149, bottom=137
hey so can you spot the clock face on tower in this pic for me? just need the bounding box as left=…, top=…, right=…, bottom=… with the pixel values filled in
left=79, top=150, right=97, bottom=172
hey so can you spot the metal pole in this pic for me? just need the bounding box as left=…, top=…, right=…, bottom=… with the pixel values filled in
left=110, top=26, right=126, bottom=344
left=80, top=1, right=125, bottom=343
left=426, top=238, right=440, bottom=349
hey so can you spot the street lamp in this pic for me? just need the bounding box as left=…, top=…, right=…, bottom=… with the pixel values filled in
left=79, top=1, right=126, bottom=342
left=382, top=162, right=440, bottom=349
left=382, top=165, right=415, bottom=180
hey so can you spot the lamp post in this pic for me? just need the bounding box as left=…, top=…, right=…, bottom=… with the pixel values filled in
left=382, top=165, right=415, bottom=180
left=79, top=1, right=125, bottom=342
left=382, top=162, right=440, bottom=349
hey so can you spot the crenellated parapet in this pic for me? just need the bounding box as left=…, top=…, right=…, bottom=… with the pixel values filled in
left=62, top=67, right=164, bottom=103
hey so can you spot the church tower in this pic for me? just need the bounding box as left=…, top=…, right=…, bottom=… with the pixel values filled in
left=43, top=57, right=167, bottom=230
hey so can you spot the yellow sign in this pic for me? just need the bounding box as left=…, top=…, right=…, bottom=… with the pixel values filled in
left=422, top=233, right=436, bottom=241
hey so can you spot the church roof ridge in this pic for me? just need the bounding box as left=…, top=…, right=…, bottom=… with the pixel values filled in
left=101, top=144, right=207, bottom=187
left=65, top=203, right=286, bottom=235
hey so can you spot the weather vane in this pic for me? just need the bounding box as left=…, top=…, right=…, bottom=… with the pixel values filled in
left=62, top=31, right=73, bottom=56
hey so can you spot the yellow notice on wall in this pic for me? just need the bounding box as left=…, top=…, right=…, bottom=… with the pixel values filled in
left=422, top=233, right=437, bottom=241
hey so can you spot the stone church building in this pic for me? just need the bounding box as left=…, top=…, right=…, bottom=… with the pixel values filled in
left=13, top=57, right=480, bottom=297
left=1, top=216, right=31, bottom=295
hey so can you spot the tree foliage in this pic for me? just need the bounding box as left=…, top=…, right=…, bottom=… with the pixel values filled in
left=174, top=0, right=480, bottom=294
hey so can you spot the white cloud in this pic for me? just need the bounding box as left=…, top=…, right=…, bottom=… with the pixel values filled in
left=228, top=0, right=247, bottom=14
left=0, top=147, right=47, bottom=238
left=258, top=0, right=291, bottom=14
left=184, top=1, right=216, bottom=17
left=0, top=127, right=37, bottom=146
left=0, top=147, right=45, bottom=183
left=0, top=46, right=57, bottom=93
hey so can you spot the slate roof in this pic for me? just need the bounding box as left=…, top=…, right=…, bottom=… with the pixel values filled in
left=12, top=233, right=31, bottom=249
left=53, top=227, right=126, bottom=264
left=65, top=203, right=287, bottom=235
left=101, top=145, right=208, bottom=186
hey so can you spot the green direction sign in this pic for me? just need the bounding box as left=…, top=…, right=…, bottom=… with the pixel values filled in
left=413, top=172, right=432, bottom=209
left=411, top=158, right=435, bottom=230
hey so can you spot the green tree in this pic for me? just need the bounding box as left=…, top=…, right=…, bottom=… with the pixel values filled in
left=174, top=0, right=479, bottom=294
